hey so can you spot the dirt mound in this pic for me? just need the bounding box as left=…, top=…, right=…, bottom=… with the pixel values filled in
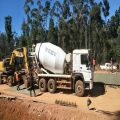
left=0, top=84, right=120, bottom=120
left=0, top=96, right=108, bottom=120
left=0, top=99, right=38, bottom=120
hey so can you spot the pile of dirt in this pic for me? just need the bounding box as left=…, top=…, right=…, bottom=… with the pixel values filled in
left=0, top=98, right=38, bottom=120
left=0, top=84, right=120, bottom=120
left=0, top=96, right=109, bottom=120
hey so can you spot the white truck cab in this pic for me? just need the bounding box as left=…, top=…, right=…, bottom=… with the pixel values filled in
left=73, top=49, right=93, bottom=91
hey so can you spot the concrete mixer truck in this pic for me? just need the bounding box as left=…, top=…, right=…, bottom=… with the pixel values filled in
left=29, top=42, right=93, bottom=97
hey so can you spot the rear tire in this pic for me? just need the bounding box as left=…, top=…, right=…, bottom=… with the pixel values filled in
left=39, top=78, right=47, bottom=92
left=47, top=79, right=56, bottom=93
left=75, top=80, right=85, bottom=97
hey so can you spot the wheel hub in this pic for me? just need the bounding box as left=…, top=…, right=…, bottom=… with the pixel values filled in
left=50, top=83, right=53, bottom=89
left=77, top=85, right=82, bottom=93
left=41, top=83, right=44, bottom=88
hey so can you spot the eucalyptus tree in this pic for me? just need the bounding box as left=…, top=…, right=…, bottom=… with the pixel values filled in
left=23, top=0, right=45, bottom=44
left=69, top=0, right=91, bottom=49
left=23, top=0, right=34, bottom=46
left=24, top=0, right=34, bottom=23
left=36, top=0, right=47, bottom=43
left=68, top=18, right=79, bottom=51
left=0, top=33, right=8, bottom=59
left=116, top=27, right=120, bottom=61
left=43, top=0, right=51, bottom=29
left=89, top=4, right=104, bottom=60
left=59, top=17, right=70, bottom=51
left=51, top=1, right=63, bottom=46
left=102, top=0, right=110, bottom=22
left=47, top=18, right=56, bottom=44
left=51, top=0, right=63, bottom=25
left=30, top=8, right=43, bottom=44
left=5, top=16, right=13, bottom=52
left=57, top=0, right=71, bottom=51
left=106, top=7, right=120, bottom=62
left=62, top=0, right=71, bottom=19
left=21, top=20, right=30, bottom=46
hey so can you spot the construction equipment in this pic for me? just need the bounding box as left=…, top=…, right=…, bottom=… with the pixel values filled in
left=29, top=42, right=94, bottom=97
left=0, top=47, right=29, bottom=86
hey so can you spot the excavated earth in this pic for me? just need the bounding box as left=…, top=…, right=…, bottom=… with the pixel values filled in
left=0, top=97, right=115, bottom=120
left=0, top=84, right=120, bottom=120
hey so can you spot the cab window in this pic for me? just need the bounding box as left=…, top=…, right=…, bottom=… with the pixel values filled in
left=81, top=54, right=89, bottom=65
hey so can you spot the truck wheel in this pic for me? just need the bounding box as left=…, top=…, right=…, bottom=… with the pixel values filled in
left=47, top=79, right=56, bottom=93
left=75, top=80, right=85, bottom=97
left=39, top=78, right=47, bottom=92
left=8, top=76, right=13, bottom=87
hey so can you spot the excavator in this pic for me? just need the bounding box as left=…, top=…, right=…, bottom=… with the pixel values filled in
left=0, top=47, right=29, bottom=86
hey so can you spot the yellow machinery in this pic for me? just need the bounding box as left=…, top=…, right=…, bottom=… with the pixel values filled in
left=0, top=58, right=10, bottom=72
left=0, top=47, right=29, bottom=86
left=0, top=61, right=4, bottom=72
left=10, top=47, right=28, bottom=72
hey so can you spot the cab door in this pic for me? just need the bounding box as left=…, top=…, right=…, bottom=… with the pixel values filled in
left=72, top=53, right=81, bottom=73
left=80, top=54, right=92, bottom=82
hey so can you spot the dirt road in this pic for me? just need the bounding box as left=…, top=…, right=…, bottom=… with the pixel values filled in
left=0, top=83, right=120, bottom=120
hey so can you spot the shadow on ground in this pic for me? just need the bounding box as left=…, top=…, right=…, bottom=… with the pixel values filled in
left=56, top=89, right=73, bottom=95
left=85, top=82, right=106, bottom=97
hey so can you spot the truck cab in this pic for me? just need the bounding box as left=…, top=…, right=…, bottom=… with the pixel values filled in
left=72, top=49, right=93, bottom=96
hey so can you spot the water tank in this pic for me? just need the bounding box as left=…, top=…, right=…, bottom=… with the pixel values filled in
left=35, top=42, right=66, bottom=74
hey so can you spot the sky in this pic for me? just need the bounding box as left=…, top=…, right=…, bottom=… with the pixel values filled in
left=0, top=0, right=120, bottom=36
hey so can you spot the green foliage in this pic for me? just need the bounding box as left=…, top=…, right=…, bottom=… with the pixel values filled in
left=0, top=33, right=10, bottom=59
left=21, top=0, right=120, bottom=63
left=90, top=4, right=101, bottom=21
left=1, top=0, right=120, bottom=64
left=102, top=0, right=110, bottom=19
left=5, top=16, right=14, bottom=53
left=21, top=20, right=30, bottom=47
left=47, top=18, right=57, bottom=44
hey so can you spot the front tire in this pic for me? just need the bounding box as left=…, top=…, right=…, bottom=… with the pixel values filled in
left=75, top=80, right=85, bottom=97
left=47, top=79, right=56, bottom=93
left=39, top=78, right=47, bottom=92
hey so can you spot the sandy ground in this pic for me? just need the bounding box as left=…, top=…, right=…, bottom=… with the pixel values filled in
left=0, top=83, right=120, bottom=120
